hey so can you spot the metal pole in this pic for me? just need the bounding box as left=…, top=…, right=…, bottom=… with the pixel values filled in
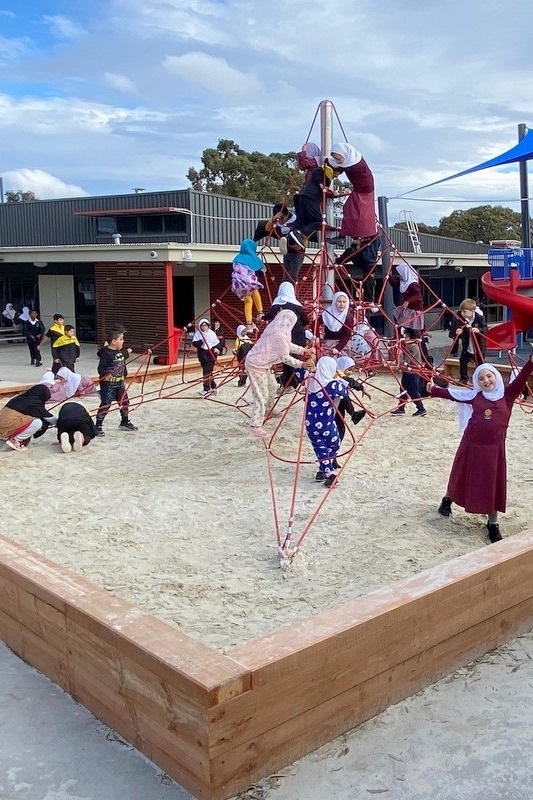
left=377, top=195, right=395, bottom=336
left=0, top=177, right=4, bottom=204
left=319, top=99, right=335, bottom=302
left=518, top=123, right=531, bottom=249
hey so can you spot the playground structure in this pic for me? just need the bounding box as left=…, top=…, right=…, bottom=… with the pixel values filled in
left=482, top=248, right=533, bottom=350
left=2, top=106, right=533, bottom=798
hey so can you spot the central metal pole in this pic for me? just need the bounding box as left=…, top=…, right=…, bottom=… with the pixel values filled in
left=319, top=99, right=335, bottom=302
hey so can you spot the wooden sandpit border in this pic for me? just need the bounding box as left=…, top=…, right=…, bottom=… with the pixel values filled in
left=2, top=531, right=533, bottom=799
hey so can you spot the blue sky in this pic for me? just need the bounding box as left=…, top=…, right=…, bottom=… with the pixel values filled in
left=1, top=0, right=532, bottom=225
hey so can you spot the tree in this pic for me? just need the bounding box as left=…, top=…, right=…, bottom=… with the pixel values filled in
left=187, top=139, right=302, bottom=204
left=436, top=205, right=524, bottom=243
left=5, top=189, right=38, bottom=202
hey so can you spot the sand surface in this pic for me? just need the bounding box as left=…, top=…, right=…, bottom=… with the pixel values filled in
left=3, top=367, right=533, bottom=652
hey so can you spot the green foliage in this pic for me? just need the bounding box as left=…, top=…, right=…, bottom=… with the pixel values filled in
left=436, top=205, right=523, bottom=242
left=5, top=189, right=37, bottom=202
left=187, top=139, right=302, bottom=203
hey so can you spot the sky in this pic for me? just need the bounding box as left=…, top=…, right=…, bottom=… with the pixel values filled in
left=1, top=0, right=532, bottom=226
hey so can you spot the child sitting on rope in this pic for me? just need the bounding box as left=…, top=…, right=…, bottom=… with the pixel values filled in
left=245, top=309, right=315, bottom=438
left=231, top=239, right=265, bottom=329
left=233, top=325, right=254, bottom=387
left=306, top=356, right=348, bottom=488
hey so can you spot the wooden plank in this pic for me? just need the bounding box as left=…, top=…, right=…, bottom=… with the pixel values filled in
left=215, top=538, right=533, bottom=752
left=66, top=597, right=250, bottom=704
left=210, top=596, right=533, bottom=800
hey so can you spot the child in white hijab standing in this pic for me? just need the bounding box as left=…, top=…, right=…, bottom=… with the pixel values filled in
left=192, top=319, right=224, bottom=396
left=429, top=352, right=533, bottom=543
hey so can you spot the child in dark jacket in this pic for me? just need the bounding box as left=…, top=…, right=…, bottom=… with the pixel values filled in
left=95, top=328, right=137, bottom=435
left=448, top=298, right=487, bottom=382
left=390, top=330, right=428, bottom=417
left=51, top=325, right=80, bottom=372
left=233, top=325, right=253, bottom=387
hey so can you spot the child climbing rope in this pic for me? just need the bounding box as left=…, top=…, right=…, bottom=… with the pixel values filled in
left=231, top=239, right=265, bottom=328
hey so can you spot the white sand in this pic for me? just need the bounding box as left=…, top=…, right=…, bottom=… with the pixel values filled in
left=3, top=368, right=533, bottom=652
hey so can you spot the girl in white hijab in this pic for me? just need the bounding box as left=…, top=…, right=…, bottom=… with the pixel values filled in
left=430, top=354, right=533, bottom=543
left=392, top=262, right=425, bottom=331
left=306, top=356, right=348, bottom=487
left=192, top=319, right=224, bottom=395
left=321, top=292, right=354, bottom=355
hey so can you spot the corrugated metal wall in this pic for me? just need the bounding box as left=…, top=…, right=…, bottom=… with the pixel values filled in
left=389, top=227, right=489, bottom=255
left=94, top=263, right=170, bottom=357
left=189, top=192, right=272, bottom=245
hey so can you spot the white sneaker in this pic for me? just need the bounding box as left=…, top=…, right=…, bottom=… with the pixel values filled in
left=72, top=431, right=84, bottom=452
left=278, top=236, right=288, bottom=255
left=198, top=389, right=209, bottom=396
left=60, top=432, right=72, bottom=453
left=6, top=437, right=23, bottom=451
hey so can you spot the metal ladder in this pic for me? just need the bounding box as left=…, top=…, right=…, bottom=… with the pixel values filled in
left=399, top=210, right=422, bottom=253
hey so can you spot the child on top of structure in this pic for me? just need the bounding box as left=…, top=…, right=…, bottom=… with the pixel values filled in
left=231, top=239, right=264, bottom=329
left=297, top=142, right=322, bottom=183
left=245, top=309, right=315, bottom=438
left=305, top=356, right=348, bottom=488
left=321, top=291, right=355, bottom=355
left=326, top=142, right=377, bottom=246
left=51, top=324, right=80, bottom=372
left=390, top=328, right=428, bottom=417
left=95, top=328, right=138, bottom=436
left=279, top=162, right=341, bottom=254
left=430, top=350, right=533, bottom=543
left=448, top=298, right=487, bottom=383
left=233, top=325, right=254, bottom=387
left=192, top=319, right=224, bottom=396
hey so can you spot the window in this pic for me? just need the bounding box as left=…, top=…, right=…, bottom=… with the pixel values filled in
left=165, top=214, right=187, bottom=234
left=96, top=217, right=117, bottom=235
left=116, top=216, right=138, bottom=234
left=141, top=215, right=163, bottom=235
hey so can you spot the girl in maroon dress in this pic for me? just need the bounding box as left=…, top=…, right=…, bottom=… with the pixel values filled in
left=429, top=356, right=533, bottom=542
left=392, top=263, right=425, bottom=331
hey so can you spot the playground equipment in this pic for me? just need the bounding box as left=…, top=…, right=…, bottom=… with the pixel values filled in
left=482, top=248, right=533, bottom=350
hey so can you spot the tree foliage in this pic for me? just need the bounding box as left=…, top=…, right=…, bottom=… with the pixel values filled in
left=187, top=139, right=302, bottom=204
left=396, top=205, right=530, bottom=243
left=5, top=189, right=38, bottom=202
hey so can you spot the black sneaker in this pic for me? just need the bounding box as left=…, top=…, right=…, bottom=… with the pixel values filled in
left=324, top=474, right=338, bottom=489
left=486, top=523, right=502, bottom=543
left=35, top=361, right=42, bottom=367
left=412, top=408, right=427, bottom=417
left=315, top=471, right=327, bottom=481
left=95, top=426, right=105, bottom=437
left=119, top=420, right=138, bottom=431
left=288, top=230, right=306, bottom=252
left=438, top=496, right=452, bottom=517
left=390, top=407, right=405, bottom=415
left=351, top=410, right=366, bottom=425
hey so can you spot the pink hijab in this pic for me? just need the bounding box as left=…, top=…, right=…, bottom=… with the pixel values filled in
left=245, top=310, right=297, bottom=368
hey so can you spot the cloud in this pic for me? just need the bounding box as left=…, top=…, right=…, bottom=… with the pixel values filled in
left=104, top=72, right=139, bottom=95
left=163, top=52, right=262, bottom=98
left=43, top=15, right=85, bottom=40
left=3, top=169, right=88, bottom=199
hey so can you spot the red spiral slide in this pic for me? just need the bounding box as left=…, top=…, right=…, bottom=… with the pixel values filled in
left=481, top=267, right=533, bottom=349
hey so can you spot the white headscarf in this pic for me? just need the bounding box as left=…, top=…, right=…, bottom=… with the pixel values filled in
left=2, top=303, right=16, bottom=321
left=336, top=356, right=355, bottom=373
left=272, top=281, right=302, bottom=307
left=303, top=142, right=322, bottom=161
left=322, top=292, right=350, bottom=332
left=447, top=363, right=505, bottom=432
left=329, top=142, right=361, bottom=169
left=192, top=319, right=220, bottom=349
left=396, top=263, right=420, bottom=293
left=309, top=356, right=338, bottom=394
left=39, top=371, right=56, bottom=386
left=18, top=306, right=31, bottom=322
left=245, top=310, right=297, bottom=367
left=57, top=366, right=82, bottom=397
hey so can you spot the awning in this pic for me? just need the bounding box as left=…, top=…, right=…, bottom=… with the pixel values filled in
left=399, top=127, right=533, bottom=197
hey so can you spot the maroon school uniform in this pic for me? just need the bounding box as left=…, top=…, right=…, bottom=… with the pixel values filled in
left=431, top=359, right=533, bottom=514
left=340, top=158, right=377, bottom=239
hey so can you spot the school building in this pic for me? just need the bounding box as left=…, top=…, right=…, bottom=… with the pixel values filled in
left=0, top=189, right=494, bottom=360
